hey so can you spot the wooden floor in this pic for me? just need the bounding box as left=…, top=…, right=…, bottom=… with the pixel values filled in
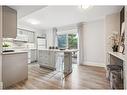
left=7, top=63, right=110, bottom=89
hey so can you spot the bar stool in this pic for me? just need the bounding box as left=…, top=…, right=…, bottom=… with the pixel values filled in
left=110, top=70, right=122, bottom=89
left=106, top=64, right=123, bottom=89
left=56, top=53, right=65, bottom=80
left=106, top=64, right=123, bottom=80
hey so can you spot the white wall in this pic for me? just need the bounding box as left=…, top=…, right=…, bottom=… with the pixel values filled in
left=105, top=12, right=120, bottom=52
left=46, top=25, right=78, bottom=48
left=104, top=12, right=120, bottom=67
left=83, top=19, right=105, bottom=67
left=57, top=28, right=78, bottom=35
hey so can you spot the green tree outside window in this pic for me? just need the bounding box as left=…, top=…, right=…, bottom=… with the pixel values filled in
left=68, top=34, right=77, bottom=49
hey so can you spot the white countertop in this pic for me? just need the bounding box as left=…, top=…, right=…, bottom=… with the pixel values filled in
left=30, top=48, right=37, bottom=50
left=39, top=49, right=79, bottom=53
left=2, top=50, right=28, bottom=55
left=108, top=51, right=126, bottom=61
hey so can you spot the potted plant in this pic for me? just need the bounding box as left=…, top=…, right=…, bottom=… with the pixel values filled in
left=109, top=33, right=119, bottom=52
left=2, top=43, right=10, bottom=51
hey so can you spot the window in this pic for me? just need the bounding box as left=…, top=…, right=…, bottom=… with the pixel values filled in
left=68, top=34, right=78, bottom=49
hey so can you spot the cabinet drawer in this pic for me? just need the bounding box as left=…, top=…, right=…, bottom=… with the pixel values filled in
left=38, top=58, right=48, bottom=63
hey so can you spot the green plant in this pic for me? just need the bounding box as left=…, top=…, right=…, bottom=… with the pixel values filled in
left=3, top=43, right=10, bottom=47
left=68, top=34, right=77, bottom=49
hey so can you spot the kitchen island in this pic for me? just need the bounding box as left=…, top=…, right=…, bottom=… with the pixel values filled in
left=2, top=50, right=28, bottom=88
left=38, top=49, right=78, bottom=75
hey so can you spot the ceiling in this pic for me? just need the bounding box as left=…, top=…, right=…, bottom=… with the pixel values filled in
left=10, top=6, right=122, bottom=30
left=10, top=5, right=46, bottom=19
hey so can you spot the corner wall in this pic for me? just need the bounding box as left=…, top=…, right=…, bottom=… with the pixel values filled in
left=105, top=12, right=120, bottom=53
left=104, top=12, right=120, bottom=66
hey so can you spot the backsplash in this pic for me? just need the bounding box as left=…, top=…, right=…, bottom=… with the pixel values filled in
left=3, top=38, right=36, bottom=50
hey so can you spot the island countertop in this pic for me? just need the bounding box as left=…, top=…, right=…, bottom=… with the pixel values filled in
left=38, top=49, right=79, bottom=53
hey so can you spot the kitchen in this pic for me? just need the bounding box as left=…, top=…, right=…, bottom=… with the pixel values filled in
left=0, top=6, right=79, bottom=89
left=0, top=5, right=127, bottom=89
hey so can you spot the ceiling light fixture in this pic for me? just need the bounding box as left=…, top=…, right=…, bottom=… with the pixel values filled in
left=27, top=19, right=40, bottom=25
left=79, top=5, right=92, bottom=10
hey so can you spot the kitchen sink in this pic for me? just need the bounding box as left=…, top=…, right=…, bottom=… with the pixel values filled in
left=3, top=50, right=15, bottom=52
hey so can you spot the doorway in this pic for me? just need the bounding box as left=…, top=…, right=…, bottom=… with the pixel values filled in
left=57, top=29, right=79, bottom=65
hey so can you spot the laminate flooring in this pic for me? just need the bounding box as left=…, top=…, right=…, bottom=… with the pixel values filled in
left=7, top=63, right=110, bottom=89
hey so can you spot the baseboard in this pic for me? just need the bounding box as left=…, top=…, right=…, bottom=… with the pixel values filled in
left=82, top=61, right=106, bottom=68
left=0, top=82, right=3, bottom=89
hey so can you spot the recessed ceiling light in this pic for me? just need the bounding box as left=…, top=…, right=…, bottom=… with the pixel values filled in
left=27, top=19, right=40, bottom=25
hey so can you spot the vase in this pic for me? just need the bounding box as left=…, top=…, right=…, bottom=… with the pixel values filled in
left=112, top=45, right=118, bottom=52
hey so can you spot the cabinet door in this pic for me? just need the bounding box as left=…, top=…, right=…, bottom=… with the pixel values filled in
left=30, top=50, right=37, bottom=62
left=16, top=29, right=28, bottom=41
left=17, top=29, right=27, bottom=35
left=2, top=6, right=17, bottom=38
left=38, top=50, right=49, bottom=66
left=48, top=51, right=56, bottom=68
left=30, top=32, right=34, bottom=43
left=38, top=51, right=56, bottom=69
left=28, top=32, right=35, bottom=43
left=27, top=32, right=31, bottom=42
left=30, top=50, right=34, bottom=62
left=28, top=50, right=31, bottom=63
left=2, top=53, right=28, bottom=88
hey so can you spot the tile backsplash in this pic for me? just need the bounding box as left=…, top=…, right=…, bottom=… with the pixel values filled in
left=2, top=38, right=36, bottom=50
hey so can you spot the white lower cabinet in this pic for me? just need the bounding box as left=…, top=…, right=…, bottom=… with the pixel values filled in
left=2, top=52, right=28, bottom=88
left=31, top=49, right=37, bottom=62
left=28, top=49, right=37, bottom=63
left=38, top=50, right=56, bottom=70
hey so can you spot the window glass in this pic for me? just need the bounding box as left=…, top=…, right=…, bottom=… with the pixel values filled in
left=68, top=34, right=78, bottom=49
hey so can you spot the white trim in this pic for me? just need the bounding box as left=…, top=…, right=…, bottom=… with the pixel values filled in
left=82, top=61, right=106, bottom=68
left=0, top=82, right=3, bottom=89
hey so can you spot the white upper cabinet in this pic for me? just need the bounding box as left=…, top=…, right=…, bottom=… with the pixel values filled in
left=16, top=29, right=28, bottom=42
left=28, top=32, right=35, bottom=43
left=2, top=6, right=17, bottom=38
left=16, top=28, right=35, bottom=43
